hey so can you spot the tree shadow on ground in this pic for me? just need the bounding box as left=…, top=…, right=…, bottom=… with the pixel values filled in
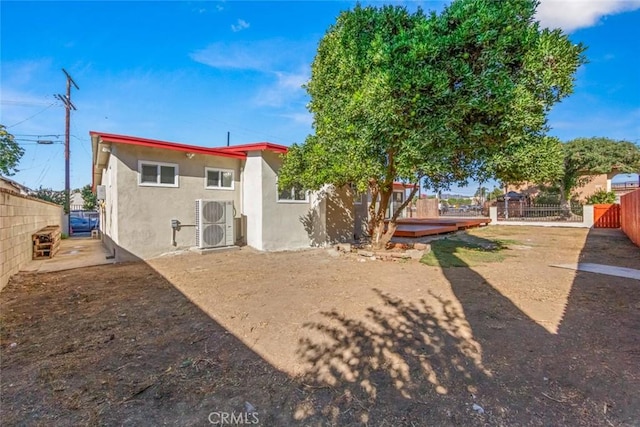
left=0, top=263, right=305, bottom=426
left=2, top=230, right=638, bottom=426
left=295, top=229, right=640, bottom=426
left=437, top=229, right=639, bottom=425
left=296, top=289, right=491, bottom=425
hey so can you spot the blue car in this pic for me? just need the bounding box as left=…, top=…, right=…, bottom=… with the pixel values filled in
left=70, top=216, right=99, bottom=233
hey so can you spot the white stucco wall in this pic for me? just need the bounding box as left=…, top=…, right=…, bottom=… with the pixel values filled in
left=242, top=152, right=264, bottom=250
left=259, top=151, right=319, bottom=251
left=241, top=150, right=356, bottom=251
left=99, top=151, right=119, bottom=258
left=102, top=145, right=242, bottom=260
left=98, top=144, right=356, bottom=258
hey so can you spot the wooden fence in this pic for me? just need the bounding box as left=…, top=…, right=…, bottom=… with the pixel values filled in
left=620, top=189, right=640, bottom=247
left=593, top=204, right=621, bottom=228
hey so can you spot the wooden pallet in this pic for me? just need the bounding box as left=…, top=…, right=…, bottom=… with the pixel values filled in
left=33, top=225, right=61, bottom=260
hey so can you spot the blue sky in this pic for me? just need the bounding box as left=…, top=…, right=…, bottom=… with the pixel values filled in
left=1, top=0, right=639, bottom=194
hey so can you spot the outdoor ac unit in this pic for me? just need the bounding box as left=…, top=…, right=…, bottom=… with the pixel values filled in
left=195, top=199, right=234, bottom=249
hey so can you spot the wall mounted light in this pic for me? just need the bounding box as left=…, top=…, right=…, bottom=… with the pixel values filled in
left=186, top=152, right=195, bottom=159
left=101, top=146, right=111, bottom=153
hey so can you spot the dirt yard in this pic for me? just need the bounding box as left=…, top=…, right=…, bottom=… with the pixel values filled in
left=1, top=227, right=639, bottom=426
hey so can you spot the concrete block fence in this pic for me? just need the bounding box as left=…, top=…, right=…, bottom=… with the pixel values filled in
left=1, top=189, right=63, bottom=289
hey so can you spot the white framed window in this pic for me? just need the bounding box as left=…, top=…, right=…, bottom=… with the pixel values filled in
left=205, top=168, right=234, bottom=190
left=138, top=160, right=179, bottom=187
left=277, top=185, right=309, bottom=203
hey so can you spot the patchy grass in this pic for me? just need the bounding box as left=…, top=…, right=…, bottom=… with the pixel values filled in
left=420, top=235, right=514, bottom=267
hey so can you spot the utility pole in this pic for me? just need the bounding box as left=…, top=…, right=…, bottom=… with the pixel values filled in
left=56, top=69, right=79, bottom=232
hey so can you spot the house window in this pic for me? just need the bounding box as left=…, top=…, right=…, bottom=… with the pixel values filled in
left=205, top=168, right=234, bottom=190
left=138, top=161, right=178, bottom=187
left=278, top=185, right=309, bottom=203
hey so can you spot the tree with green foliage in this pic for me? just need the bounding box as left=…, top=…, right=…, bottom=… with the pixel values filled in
left=81, top=184, right=97, bottom=210
left=0, top=125, right=24, bottom=176
left=487, top=136, right=565, bottom=189
left=557, top=137, right=640, bottom=209
left=487, top=187, right=503, bottom=202
left=279, top=0, right=585, bottom=248
left=31, top=187, right=65, bottom=205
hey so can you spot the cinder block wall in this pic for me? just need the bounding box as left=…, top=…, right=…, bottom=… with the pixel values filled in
left=0, top=189, right=63, bottom=290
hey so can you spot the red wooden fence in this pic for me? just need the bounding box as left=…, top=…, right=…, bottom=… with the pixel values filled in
left=593, top=204, right=621, bottom=228
left=620, top=189, right=640, bottom=247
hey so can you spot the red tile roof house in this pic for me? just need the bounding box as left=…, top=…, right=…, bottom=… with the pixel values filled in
left=90, top=132, right=357, bottom=261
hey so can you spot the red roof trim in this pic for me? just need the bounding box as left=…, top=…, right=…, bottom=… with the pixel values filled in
left=216, top=142, right=288, bottom=154
left=90, top=131, right=250, bottom=159
left=393, top=182, right=418, bottom=189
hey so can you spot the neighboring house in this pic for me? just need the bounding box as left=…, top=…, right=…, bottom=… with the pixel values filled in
left=70, top=191, right=84, bottom=210
left=507, top=171, right=634, bottom=202
left=91, top=132, right=357, bottom=261
left=0, top=176, right=30, bottom=195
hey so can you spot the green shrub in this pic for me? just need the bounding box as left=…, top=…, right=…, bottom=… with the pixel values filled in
left=585, top=190, right=617, bottom=204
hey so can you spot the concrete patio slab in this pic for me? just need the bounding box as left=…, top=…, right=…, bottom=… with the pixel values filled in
left=550, top=263, right=640, bottom=281
left=20, top=237, right=115, bottom=273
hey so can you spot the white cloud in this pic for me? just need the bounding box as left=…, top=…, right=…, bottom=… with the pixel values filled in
left=274, top=71, right=308, bottom=91
left=536, top=0, right=640, bottom=32
left=231, top=19, right=250, bottom=32
left=253, top=70, right=309, bottom=107
left=190, top=39, right=312, bottom=71
left=191, top=2, right=225, bottom=14
left=280, top=112, right=313, bottom=126
left=191, top=40, right=280, bottom=70
left=1, top=59, right=53, bottom=87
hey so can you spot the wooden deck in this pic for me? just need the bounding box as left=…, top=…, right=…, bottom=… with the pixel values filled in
left=390, top=217, right=491, bottom=238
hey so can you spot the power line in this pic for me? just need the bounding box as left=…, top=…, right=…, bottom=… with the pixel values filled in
left=15, top=142, right=64, bottom=145
left=71, top=133, right=92, bottom=157
left=12, top=133, right=62, bottom=138
left=34, top=145, right=64, bottom=188
left=6, top=103, right=58, bottom=128
left=1, top=99, right=53, bottom=107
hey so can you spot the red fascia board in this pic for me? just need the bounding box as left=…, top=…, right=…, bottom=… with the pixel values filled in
left=217, top=142, right=288, bottom=154
left=393, top=182, right=418, bottom=189
left=90, top=131, right=247, bottom=159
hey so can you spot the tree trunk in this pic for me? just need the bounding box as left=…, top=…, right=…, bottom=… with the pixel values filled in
left=370, top=187, right=392, bottom=250
left=369, top=183, right=420, bottom=250
left=370, top=220, right=396, bottom=249
left=559, top=184, right=571, bottom=218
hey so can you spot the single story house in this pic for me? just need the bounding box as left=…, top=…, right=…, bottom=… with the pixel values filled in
left=91, top=132, right=368, bottom=261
